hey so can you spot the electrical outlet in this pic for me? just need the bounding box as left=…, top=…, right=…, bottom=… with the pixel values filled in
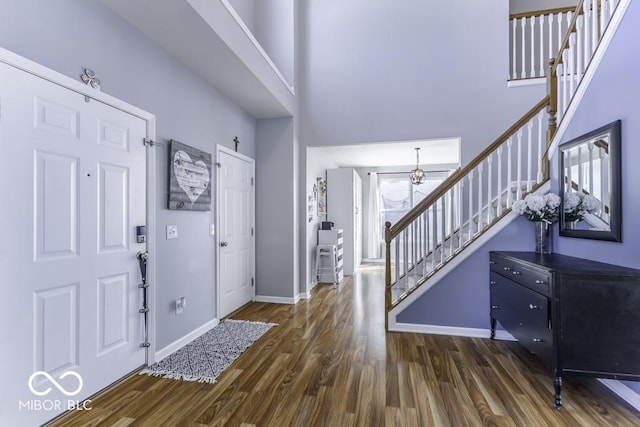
left=166, top=225, right=178, bottom=240
left=175, top=297, right=186, bottom=315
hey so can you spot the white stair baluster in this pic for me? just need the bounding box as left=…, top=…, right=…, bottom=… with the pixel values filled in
left=592, top=0, right=598, bottom=50
left=568, top=32, right=576, bottom=98
left=403, top=229, right=409, bottom=286
left=477, top=164, right=484, bottom=231
left=577, top=145, right=584, bottom=192
left=537, top=110, right=544, bottom=183
left=467, top=174, right=474, bottom=236
left=576, top=15, right=584, bottom=76
left=521, top=17, right=527, bottom=78
left=516, top=128, right=523, bottom=200
left=506, top=137, right=513, bottom=208
left=441, top=194, right=447, bottom=259
left=583, top=0, right=592, bottom=60
left=512, top=18, right=518, bottom=79
left=497, top=146, right=503, bottom=216
left=530, top=16, right=536, bottom=78
left=548, top=13, right=554, bottom=63
left=562, top=50, right=570, bottom=116
left=565, top=148, right=573, bottom=193
left=558, top=12, right=564, bottom=60
left=601, top=0, right=610, bottom=35
left=588, top=143, right=595, bottom=196
left=527, top=119, right=533, bottom=192
left=487, top=155, right=493, bottom=223
left=539, top=14, right=545, bottom=77
left=600, top=147, right=607, bottom=219
left=432, top=205, right=438, bottom=266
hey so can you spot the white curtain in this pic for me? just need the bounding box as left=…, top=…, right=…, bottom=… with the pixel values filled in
left=367, top=172, right=382, bottom=259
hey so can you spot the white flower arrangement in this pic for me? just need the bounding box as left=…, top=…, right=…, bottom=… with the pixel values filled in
left=512, top=193, right=561, bottom=223
left=563, top=192, right=600, bottom=222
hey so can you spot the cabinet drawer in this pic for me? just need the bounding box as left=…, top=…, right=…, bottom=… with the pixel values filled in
left=490, top=255, right=550, bottom=294
left=490, top=273, right=549, bottom=331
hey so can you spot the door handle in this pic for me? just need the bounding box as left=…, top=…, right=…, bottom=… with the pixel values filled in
left=220, top=241, right=228, bottom=247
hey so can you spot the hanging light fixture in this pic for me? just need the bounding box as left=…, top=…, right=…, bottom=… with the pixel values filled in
left=409, top=147, right=426, bottom=185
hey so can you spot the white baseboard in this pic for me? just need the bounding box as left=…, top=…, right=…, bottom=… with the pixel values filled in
left=598, top=379, right=640, bottom=412
left=254, top=295, right=297, bottom=304
left=298, top=290, right=312, bottom=300
left=154, top=318, right=219, bottom=362
left=389, top=322, right=516, bottom=341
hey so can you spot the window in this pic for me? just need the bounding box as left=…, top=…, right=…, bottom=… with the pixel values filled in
left=378, top=172, right=449, bottom=235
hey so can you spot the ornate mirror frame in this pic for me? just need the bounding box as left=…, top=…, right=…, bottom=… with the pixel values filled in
left=559, top=120, right=621, bottom=242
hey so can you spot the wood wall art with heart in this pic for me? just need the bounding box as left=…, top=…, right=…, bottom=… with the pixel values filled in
left=168, top=140, right=212, bottom=211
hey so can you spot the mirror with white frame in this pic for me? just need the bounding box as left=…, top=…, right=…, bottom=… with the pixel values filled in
left=559, top=120, right=621, bottom=242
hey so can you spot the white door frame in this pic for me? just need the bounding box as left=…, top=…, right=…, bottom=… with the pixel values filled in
left=215, top=144, right=256, bottom=318
left=0, top=47, right=159, bottom=364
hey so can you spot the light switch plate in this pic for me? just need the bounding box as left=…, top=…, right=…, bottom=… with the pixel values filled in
left=166, top=225, right=178, bottom=240
left=209, top=224, right=215, bottom=236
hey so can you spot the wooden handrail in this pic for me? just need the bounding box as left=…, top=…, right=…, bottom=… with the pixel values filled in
left=551, top=0, right=585, bottom=74
left=388, top=95, right=550, bottom=239
left=510, top=6, right=576, bottom=20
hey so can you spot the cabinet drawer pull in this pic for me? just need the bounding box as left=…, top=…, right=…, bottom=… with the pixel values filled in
left=490, top=280, right=496, bottom=285
left=535, top=279, right=546, bottom=284
left=533, top=338, right=543, bottom=343
left=503, top=266, right=512, bottom=271
left=491, top=305, right=499, bottom=309
left=529, top=304, right=539, bottom=310
left=512, top=271, right=521, bottom=275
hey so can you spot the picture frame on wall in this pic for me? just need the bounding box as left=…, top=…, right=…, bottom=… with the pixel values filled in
left=168, top=139, right=212, bottom=211
left=317, top=177, right=326, bottom=216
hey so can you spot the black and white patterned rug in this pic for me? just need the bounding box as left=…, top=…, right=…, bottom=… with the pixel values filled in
left=141, top=319, right=276, bottom=383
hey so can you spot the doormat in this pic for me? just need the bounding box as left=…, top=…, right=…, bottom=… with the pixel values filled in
left=141, top=319, right=276, bottom=383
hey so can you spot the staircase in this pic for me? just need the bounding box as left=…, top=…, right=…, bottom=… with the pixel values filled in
left=385, top=0, right=630, bottom=328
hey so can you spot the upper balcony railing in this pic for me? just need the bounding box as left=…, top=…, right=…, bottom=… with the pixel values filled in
left=509, top=6, right=575, bottom=82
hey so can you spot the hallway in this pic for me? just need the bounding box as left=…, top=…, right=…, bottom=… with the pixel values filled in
left=52, top=267, right=640, bottom=426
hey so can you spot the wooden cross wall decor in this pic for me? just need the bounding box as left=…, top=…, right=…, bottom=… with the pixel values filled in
left=234, top=136, right=240, bottom=152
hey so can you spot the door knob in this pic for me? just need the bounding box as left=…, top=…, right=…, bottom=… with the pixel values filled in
left=220, top=241, right=228, bottom=247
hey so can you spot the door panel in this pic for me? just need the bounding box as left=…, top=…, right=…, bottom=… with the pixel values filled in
left=0, top=61, right=147, bottom=425
left=218, top=149, right=254, bottom=318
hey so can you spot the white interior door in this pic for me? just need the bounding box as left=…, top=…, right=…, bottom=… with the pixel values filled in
left=0, top=61, right=147, bottom=425
left=217, top=147, right=255, bottom=318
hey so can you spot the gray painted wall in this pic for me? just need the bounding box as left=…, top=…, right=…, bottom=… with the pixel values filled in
left=255, top=117, right=297, bottom=298
left=255, top=0, right=295, bottom=86
left=228, top=0, right=256, bottom=33
left=298, top=0, right=544, bottom=163
left=0, top=0, right=256, bottom=350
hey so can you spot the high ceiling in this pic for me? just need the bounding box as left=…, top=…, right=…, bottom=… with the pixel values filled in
left=309, top=138, right=461, bottom=169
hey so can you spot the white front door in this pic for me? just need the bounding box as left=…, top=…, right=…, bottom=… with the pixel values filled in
left=217, top=147, right=255, bottom=318
left=0, top=61, right=147, bottom=425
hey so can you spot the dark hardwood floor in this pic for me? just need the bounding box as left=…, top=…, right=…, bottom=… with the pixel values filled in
left=51, top=267, right=640, bottom=426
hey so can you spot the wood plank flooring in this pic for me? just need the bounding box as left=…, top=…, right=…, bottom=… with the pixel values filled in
left=51, top=267, right=640, bottom=426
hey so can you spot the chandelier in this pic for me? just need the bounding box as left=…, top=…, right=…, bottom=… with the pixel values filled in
left=409, top=147, right=426, bottom=185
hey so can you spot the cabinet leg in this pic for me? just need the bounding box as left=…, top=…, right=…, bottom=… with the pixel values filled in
left=490, top=318, right=496, bottom=340
left=554, top=376, right=562, bottom=409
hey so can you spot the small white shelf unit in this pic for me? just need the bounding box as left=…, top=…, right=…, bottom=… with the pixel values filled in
left=317, top=229, right=344, bottom=283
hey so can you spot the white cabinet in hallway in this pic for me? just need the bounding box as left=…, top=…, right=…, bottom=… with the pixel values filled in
left=327, top=168, right=362, bottom=275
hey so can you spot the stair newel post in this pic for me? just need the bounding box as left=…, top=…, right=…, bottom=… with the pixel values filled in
left=384, top=221, right=392, bottom=330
